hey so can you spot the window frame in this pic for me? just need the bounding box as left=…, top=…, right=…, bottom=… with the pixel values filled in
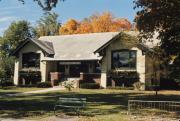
left=22, top=52, right=40, bottom=68
left=111, top=49, right=137, bottom=70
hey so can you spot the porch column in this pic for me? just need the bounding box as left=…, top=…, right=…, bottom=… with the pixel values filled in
left=88, top=63, right=93, bottom=73
left=100, top=71, right=107, bottom=88
left=41, top=61, right=47, bottom=82
left=65, top=65, right=70, bottom=76
left=14, top=60, right=19, bottom=85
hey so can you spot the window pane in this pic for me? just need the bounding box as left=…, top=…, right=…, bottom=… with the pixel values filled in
left=129, top=51, right=136, bottom=68
left=22, top=52, right=40, bottom=68
left=112, top=50, right=136, bottom=69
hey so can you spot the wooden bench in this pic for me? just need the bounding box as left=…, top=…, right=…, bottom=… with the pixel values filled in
left=54, top=97, right=86, bottom=116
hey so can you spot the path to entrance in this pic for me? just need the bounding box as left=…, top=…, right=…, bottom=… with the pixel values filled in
left=24, top=86, right=65, bottom=94
left=6, top=86, right=65, bottom=97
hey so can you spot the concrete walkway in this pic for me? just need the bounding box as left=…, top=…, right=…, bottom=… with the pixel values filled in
left=5, top=86, right=65, bottom=97
left=24, top=86, right=65, bottom=94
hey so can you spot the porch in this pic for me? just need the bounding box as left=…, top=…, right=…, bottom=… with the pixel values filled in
left=45, top=60, right=102, bottom=86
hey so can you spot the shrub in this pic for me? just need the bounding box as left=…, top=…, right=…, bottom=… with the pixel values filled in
left=160, top=78, right=180, bottom=90
left=19, top=71, right=41, bottom=85
left=1, top=80, right=14, bottom=87
left=36, top=82, right=52, bottom=88
left=61, top=81, right=75, bottom=91
left=80, top=83, right=100, bottom=89
left=107, top=86, right=134, bottom=90
left=133, top=82, right=144, bottom=91
left=108, top=71, right=139, bottom=87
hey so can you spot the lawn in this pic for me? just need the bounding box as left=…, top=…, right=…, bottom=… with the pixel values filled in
left=0, top=88, right=179, bottom=121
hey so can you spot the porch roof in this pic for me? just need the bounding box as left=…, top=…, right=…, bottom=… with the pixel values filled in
left=39, top=32, right=120, bottom=61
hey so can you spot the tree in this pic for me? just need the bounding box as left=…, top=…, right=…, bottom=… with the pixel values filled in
left=17, top=0, right=64, bottom=11
left=134, top=0, right=180, bottom=85
left=2, top=20, right=36, bottom=54
left=0, top=20, right=35, bottom=86
left=59, top=19, right=79, bottom=35
left=134, top=0, right=180, bottom=56
left=36, top=12, right=61, bottom=36
left=60, top=12, right=132, bottom=35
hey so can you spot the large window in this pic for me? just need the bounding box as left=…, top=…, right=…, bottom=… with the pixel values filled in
left=22, top=52, right=40, bottom=68
left=112, top=50, right=136, bottom=69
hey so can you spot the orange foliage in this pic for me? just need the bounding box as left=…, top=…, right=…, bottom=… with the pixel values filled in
left=59, top=19, right=79, bottom=35
left=76, top=21, right=93, bottom=33
left=59, top=12, right=132, bottom=35
left=114, top=18, right=132, bottom=30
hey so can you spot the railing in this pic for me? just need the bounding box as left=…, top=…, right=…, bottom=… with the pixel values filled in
left=128, top=100, right=180, bottom=114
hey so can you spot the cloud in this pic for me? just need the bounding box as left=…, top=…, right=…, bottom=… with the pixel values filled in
left=0, top=16, right=15, bottom=23
left=0, top=6, right=23, bottom=11
left=0, top=27, right=6, bottom=36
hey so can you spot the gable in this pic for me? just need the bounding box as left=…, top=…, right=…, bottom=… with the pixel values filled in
left=19, top=41, right=42, bottom=55
left=12, top=38, right=54, bottom=57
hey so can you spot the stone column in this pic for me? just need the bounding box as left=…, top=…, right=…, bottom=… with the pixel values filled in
left=100, top=71, right=107, bottom=88
left=41, top=61, right=47, bottom=82
left=14, top=60, right=19, bottom=85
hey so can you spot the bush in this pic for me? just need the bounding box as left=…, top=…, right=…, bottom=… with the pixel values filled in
left=61, top=81, right=75, bottom=91
left=160, top=78, right=180, bottom=90
left=0, top=81, right=14, bottom=87
left=133, top=82, right=145, bottom=90
left=19, top=71, right=41, bottom=85
left=107, top=86, right=134, bottom=90
left=80, top=83, right=100, bottom=89
left=36, top=82, right=52, bottom=88
left=108, top=71, right=139, bottom=87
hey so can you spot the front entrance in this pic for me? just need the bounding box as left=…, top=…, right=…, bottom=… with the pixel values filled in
left=57, top=61, right=100, bottom=78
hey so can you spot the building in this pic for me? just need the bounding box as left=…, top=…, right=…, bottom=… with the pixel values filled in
left=12, top=31, right=160, bottom=89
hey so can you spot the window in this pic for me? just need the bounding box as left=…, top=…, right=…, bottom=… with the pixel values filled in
left=22, top=52, right=40, bottom=68
left=112, top=50, right=136, bottom=69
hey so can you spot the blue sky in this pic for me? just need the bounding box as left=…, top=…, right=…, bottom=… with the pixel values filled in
left=0, top=0, right=137, bottom=36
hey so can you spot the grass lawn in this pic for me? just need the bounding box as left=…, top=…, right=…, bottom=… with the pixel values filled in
left=0, top=89, right=179, bottom=121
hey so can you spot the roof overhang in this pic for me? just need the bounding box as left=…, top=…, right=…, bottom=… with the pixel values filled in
left=11, top=38, right=54, bottom=57
left=94, top=32, right=121, bottom=53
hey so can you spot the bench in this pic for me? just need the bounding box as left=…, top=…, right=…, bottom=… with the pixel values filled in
left=54, top=97, right=86, bottom=116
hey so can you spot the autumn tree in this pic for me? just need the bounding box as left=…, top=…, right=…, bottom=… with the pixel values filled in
left=91, top=12, right=113, bottom=32
left=59, top=19, right=79, bottom=35
left=134, top=0, right=180, bottom=84
left=60, top=12, right=132, bottom=35
left=76, top=20, right=93, bottom=34
left=134, top=0, right=180, bottom=56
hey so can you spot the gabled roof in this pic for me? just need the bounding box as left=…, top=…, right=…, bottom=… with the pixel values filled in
left=12, top=31, right=154, bottom=61
left=12, top=38, right=54, bottom=56
left=94, top=31, right=139, bottom=53
left=39, top=32, right=120, bottom=61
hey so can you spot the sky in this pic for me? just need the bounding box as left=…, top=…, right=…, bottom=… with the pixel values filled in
left=0, top=0, right=138, bottom=36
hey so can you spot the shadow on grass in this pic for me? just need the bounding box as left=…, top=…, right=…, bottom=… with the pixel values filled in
left=0, top=90, right=179, bottom=118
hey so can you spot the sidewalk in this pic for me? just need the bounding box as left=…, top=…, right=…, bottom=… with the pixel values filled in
left=5, top=86, right=65, bottom=97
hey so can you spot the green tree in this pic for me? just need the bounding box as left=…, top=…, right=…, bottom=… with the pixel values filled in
left=36, top=12, right=61, bottom=36
left=2, top=20, right=36, bottom=54
left=0, top=20, right=36, bottom=86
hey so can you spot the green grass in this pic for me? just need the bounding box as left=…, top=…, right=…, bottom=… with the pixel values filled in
left=0, top=88, right=179, bottom=120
